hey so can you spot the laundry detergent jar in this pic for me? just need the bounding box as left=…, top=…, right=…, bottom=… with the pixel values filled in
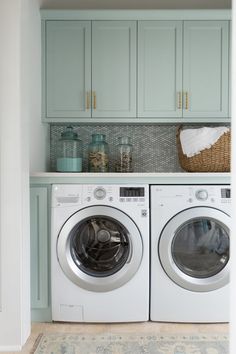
left=56, top=126, right=83, bottom=172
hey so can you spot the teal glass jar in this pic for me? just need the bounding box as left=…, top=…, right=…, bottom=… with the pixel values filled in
left=56, top=126, right=83, bottom=172
left=115, top=136, right=133, bottom=172
left=88, top=134, right=109, bottom=172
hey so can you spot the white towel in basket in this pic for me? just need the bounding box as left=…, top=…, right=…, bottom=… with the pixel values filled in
left=180, top=126, right=230, bottom=157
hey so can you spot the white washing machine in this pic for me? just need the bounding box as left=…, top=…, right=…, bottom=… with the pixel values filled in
left=51, top=184, right=149, bottom=322
left=151, top=185, right=230, bottom=323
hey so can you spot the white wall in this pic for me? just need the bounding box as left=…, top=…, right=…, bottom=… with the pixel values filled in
left=29, top=0, right=49, bottom=172
left=230, top=5, right=236, bottom=354
left=0, top=0, right=41, bottom=350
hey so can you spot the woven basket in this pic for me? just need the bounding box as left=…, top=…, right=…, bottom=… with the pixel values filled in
left=176, top=126, right=231, bottom=172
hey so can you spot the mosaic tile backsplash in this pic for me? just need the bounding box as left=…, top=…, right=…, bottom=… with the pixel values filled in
left=50, top=124, right=228, bottom=173
left=50, top=124, right=182, bottom=172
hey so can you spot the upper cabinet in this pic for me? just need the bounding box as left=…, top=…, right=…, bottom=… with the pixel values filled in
left=46, top=21, right=91, bottom=118
left=183, top=21, right=229, bottom=118
left=43, top=20, right=136, bottom=120
left=138, top=20, right=229, bottom=119
left=138, top=21, right=183, bottom=118
left=42, top=11, right=231, bottom=123
left=92, top=21, right=136, bottom=118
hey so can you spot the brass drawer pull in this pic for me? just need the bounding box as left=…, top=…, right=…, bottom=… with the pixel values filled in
left=86, top=91, right=90, bottom=110
left=93, top=91, right=97, bottom=110
left=177, top=91, right=182, bottom=110
left=185, top=92, right=189, bottom=110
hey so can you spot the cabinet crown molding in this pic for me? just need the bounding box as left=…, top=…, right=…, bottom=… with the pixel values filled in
left=40, top=9, right=231, bottom=21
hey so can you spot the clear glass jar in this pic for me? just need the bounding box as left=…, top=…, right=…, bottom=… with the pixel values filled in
left=115, top=136, right=133, bottom=172
left=88, top=134, right=109, bottom=172
left=56, top=126, right=83, bottom=172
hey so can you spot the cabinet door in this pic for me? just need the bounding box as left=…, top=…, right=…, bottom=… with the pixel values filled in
left=46, top=21, right=91, bottom=118
left=138, top=21, right=183, bottom=118
left=228, top=21, right=231, bottom=118
left=92, top=21, right=136, bottom=118
left=183, top=21, right=229, bottom=118
left=30, top=187, right=49, bottom=311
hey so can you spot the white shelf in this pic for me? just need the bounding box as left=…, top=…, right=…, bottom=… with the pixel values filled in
left=31, top=172, right=230, bottom=178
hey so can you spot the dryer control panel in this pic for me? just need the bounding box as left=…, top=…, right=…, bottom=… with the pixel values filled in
left=189, top=186, right=231, bottom=205
left=151, top=185, right=231, bottom=215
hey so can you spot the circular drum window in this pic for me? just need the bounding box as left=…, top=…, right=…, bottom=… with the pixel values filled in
left=70, top=216, right=130, bottom=277
left=57, top=206, right=143, bottom=292
left=172, top=218, right=229, bottom=279
left=159, top=207, right=230, bottom=292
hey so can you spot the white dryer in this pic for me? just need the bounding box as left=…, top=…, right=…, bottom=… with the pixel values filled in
left=150, top=185, right=230, bottom=323
left=51, top=184, right=149, bottom=322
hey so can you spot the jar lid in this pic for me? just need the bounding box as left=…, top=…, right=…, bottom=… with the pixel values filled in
left=61, top=126, right=78, bottom=140
left=118, top=136, right=131, bottom=145
left=92, top=133, right=106, bottom=141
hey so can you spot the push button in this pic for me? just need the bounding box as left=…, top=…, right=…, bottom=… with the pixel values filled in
left=141, top=209, right=148, bottom=217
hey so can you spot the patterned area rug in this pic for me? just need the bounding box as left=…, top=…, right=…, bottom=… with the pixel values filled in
left=31, top=333, right=229, bottom=354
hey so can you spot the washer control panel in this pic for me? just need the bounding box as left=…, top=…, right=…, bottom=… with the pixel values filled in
left=83, top=185, right=148, bottom=205
left=119, top=187, right=146, bottom=203
left=94, top=187, right=106, bottom=200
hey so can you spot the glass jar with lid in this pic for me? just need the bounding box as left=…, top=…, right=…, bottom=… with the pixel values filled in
left=88, top=133, right=109, bottom=172
left=56, top=126, right=83, bottom=172
left=115, top=136, right=133, bottom=172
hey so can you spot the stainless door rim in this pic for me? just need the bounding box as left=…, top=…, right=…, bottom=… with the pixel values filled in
left=159, top=207, right=230, bottom=292
left=57, top=205, right=143, bottom=292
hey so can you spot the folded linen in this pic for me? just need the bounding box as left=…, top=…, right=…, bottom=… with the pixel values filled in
left=180, top=126, right=230, bottom=157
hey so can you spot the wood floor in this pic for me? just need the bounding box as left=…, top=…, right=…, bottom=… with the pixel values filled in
left=5, top=321, right=229, bottom=354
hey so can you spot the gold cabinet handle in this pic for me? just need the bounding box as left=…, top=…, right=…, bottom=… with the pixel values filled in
left=92, top=91, right=97, bottom=110
left=177, top=91, right=182, bottom=110
left=185, top=92, right=189, bottom=110
left=86, top=91, right=90, bottom=110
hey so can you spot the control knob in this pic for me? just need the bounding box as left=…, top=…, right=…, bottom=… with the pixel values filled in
left=195, top=189, right=208, bottom=201
left=94, top=187, right=106, bottom=200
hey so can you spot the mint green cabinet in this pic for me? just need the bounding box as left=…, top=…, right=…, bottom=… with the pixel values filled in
left=229, top=21, right=231, bottom=118
left=30, top=186, right=51, bottom=321
left=43, top=20, right=136, bottom=120
left=92, top=21, right=136, bottom=118
left=138, top=20, right=229, bottom=119
left=183, top=21, right=229, bottom=118
left=45, top=21, right=91, bottom=118
left=43, top=16, right=230, bottom=122
left=138, top=21, right=183, bottom=118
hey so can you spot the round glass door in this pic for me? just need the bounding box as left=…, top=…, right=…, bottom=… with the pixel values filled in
left=57, top=206, right=143, bottom=292
left=70, top=216, right=130, bottom=277
left=172, top=218, right=229, bottom=278
left=159, top=207, right=230, bottom=292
